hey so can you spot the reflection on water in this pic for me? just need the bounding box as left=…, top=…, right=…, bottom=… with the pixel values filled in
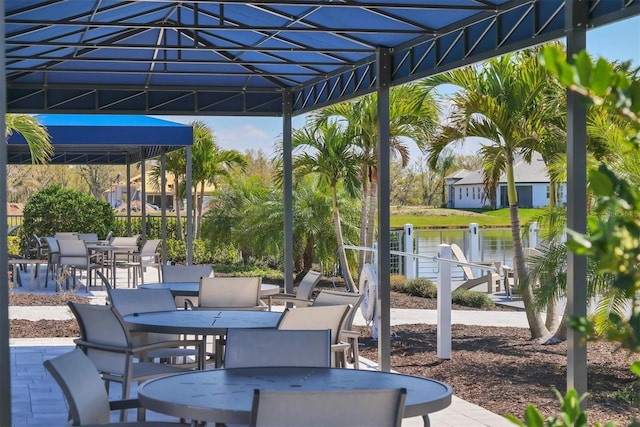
left=400, top=228, right=517, bottom=280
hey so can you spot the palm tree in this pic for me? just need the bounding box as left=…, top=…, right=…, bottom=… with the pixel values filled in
left=190, top=121, right=246, bottom=238
left=291, top=121, right=362, bottom=289
left=5, top=114, right=53, bottom=164
left=149, top=151, right=186, bottom=240
left=422, top=50, right=551, bottom=339
left=311, top=83, right=440, bottom=271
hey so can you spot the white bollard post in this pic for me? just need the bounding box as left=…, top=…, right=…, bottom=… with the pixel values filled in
left=437, top=244, right=452, bottom=359
left=469, top=222, right=480, bottom=277
left=529, top=222, right=539, bottom=248
left=404, top=224, right=415, bottom=280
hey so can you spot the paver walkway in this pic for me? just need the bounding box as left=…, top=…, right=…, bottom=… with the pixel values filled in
left=9, top=264, right=518, bottom=426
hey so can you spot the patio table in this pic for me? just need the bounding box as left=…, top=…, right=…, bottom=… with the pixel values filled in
left=123, top=310, right=282, bottom=367
left=137, top=366, right=452, bottom=427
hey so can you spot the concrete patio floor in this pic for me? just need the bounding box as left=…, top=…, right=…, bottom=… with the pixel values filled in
left=8, top=264, right=518, bottom=426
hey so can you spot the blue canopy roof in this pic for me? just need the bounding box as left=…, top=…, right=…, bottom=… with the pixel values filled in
left=5, top=1, right=639, bottom=117
left=7, top=114, right=193, bottom=164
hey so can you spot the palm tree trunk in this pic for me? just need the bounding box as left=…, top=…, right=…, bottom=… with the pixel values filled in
left=543, top=303, right=568, bottom=344
left=195, top=182, right=205, bottom=239
left=507, top=164, right=549, bottom=339
left=174, top=177, right=183, bottom=241
left=365, top=170, right=377, bottom=265
left=359, top=171, right=369, bottom=274
left=333, top=187, right=356, bottom=291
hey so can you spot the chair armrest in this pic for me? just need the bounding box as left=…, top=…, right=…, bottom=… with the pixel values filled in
left=269, top=295, right=312, bottom=305
left=340, top=329, right=360, bottom=340
left=184, top=298, right=196, bottom=310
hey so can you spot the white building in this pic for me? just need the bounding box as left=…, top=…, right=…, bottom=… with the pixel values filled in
left=447, top=152, right=567, bottom=209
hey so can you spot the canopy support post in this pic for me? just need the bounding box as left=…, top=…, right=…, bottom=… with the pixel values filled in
left=376, top=46, right=392, bottom=372
left=283, top=90, right=294, bottom=294
left=565, top=0, right=589, bottom=403
left=160, top=148, right=168, bottom=265
left=0, top=2, right=11, bottom=423
left=186, top=146, right=193, bottom=265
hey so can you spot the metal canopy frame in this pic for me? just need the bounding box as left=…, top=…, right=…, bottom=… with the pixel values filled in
left=2, top=1, right=640, bottom=425
left=5, top=1, right=639, bottom=115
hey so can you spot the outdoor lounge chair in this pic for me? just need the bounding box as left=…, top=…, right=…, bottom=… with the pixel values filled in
left=106, top=288, right=203, bottom=366
left=266, top=269, right=322, bottom=310
left=67, top=302, right=204, bottom=420
left=43, top=348, right=188, bottom=426
left=188, top=276, right=263, bottom=311
left=57, top=239, right=103, bottom=292
left=277, top=304, right=351, bottom=367
left=249, top=387, right=407, bottom=427
left=450, top=243, right=501, bottom=293
left=161, top=264, right=214, bottom=308
left=224, top=329, right=331, bottom=368
left=311, top=290, right=364, bottom=368
left=114, top=239, right=162, bottom=288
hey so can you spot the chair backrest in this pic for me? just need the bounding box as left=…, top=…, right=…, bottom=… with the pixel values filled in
left=198, top=276, right=262, bottom=309
left=77, top=232, right=99, bottom=242
left=450, top=243, right=475, bottom=280
left=111, top=235, right=140, bottom=248
left=224, top=329, right=331, bottom=369
left=43, top=349, right=112, bottom=425
left=67, top=302, right=131, bottom=376
left=249, top=387, right=407, bottom=427
left=57, top=239, right=90, bottom=268
left=277, top=304, right=350, bottom=345
left=43, top=236, right=59, bottom=254
left=312, top=290, right=364, bottom=331
left=162, top=264, right=214, bottom=282
left=108, top=288, right=177, bottom=315
left=294, top=269, right=323, bottom=300
left=54, top=232, right=79, bottom=240
left=139, top=239, right=162, bottom=256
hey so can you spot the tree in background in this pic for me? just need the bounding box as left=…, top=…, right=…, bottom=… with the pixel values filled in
left=289, top=121, right=363, bottom=289
left=191, top=120, right=246, bottom=238
left=77, top=165, right=121, bottom=199
left=149, top=151, right=186, bottom=240
left=422, top=49, right=551, bottom=339
left=311, top=83, right=440, bottom=273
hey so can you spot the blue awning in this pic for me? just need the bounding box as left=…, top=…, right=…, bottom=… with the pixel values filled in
left=7, top=114, right=193, bottom=164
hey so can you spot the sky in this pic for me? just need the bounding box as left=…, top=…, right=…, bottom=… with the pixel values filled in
left=159, top=16, right=640, bottom=161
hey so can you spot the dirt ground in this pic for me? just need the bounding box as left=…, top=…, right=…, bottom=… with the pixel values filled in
left=9, top=291, right=639, bottom=425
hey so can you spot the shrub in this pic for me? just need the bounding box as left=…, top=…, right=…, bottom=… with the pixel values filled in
left=23, top=184, right=115, bottom=239
left=404, top=277, right=438, bottom=298
left=389, top=274, right=407, bottom=292
left=7, top=236, right=20, bottom=256
left=164, top=238, right=213, bottom=264
left=452, top=288, right=495, bottom=308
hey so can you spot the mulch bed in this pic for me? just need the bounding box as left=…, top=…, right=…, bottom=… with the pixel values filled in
left=9, top=290, right=640, bottom=425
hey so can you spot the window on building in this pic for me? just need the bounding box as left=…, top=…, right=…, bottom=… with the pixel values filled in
left=466, top=187, right=469, bottom=198
left=459, top=188, right=462, bottom=199
left=546, top=185, right=550, bottom=199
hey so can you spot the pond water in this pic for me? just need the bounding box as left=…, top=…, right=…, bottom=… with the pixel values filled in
left=392, top=227, right=521, bottom=280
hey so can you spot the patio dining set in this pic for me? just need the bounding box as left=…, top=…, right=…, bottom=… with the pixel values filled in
left=12, top=231, right=161, bottom=291
left=41, top=266, right=453, bottom=426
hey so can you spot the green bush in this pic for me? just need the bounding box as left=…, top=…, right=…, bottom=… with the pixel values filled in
left=405, top=277, right=438, bottom=298
left=452, top=288, right=495, bottom=308
left=390, top=274, right=407, bottom=292
left=23, top=184, right=115, bottom=239
left=7, top=236, right=20, bottom=256
left=165, top=238, right=213, bottom=264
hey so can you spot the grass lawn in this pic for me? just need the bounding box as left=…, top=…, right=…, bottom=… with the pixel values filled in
left=390, top=207, right=543, bottom=229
